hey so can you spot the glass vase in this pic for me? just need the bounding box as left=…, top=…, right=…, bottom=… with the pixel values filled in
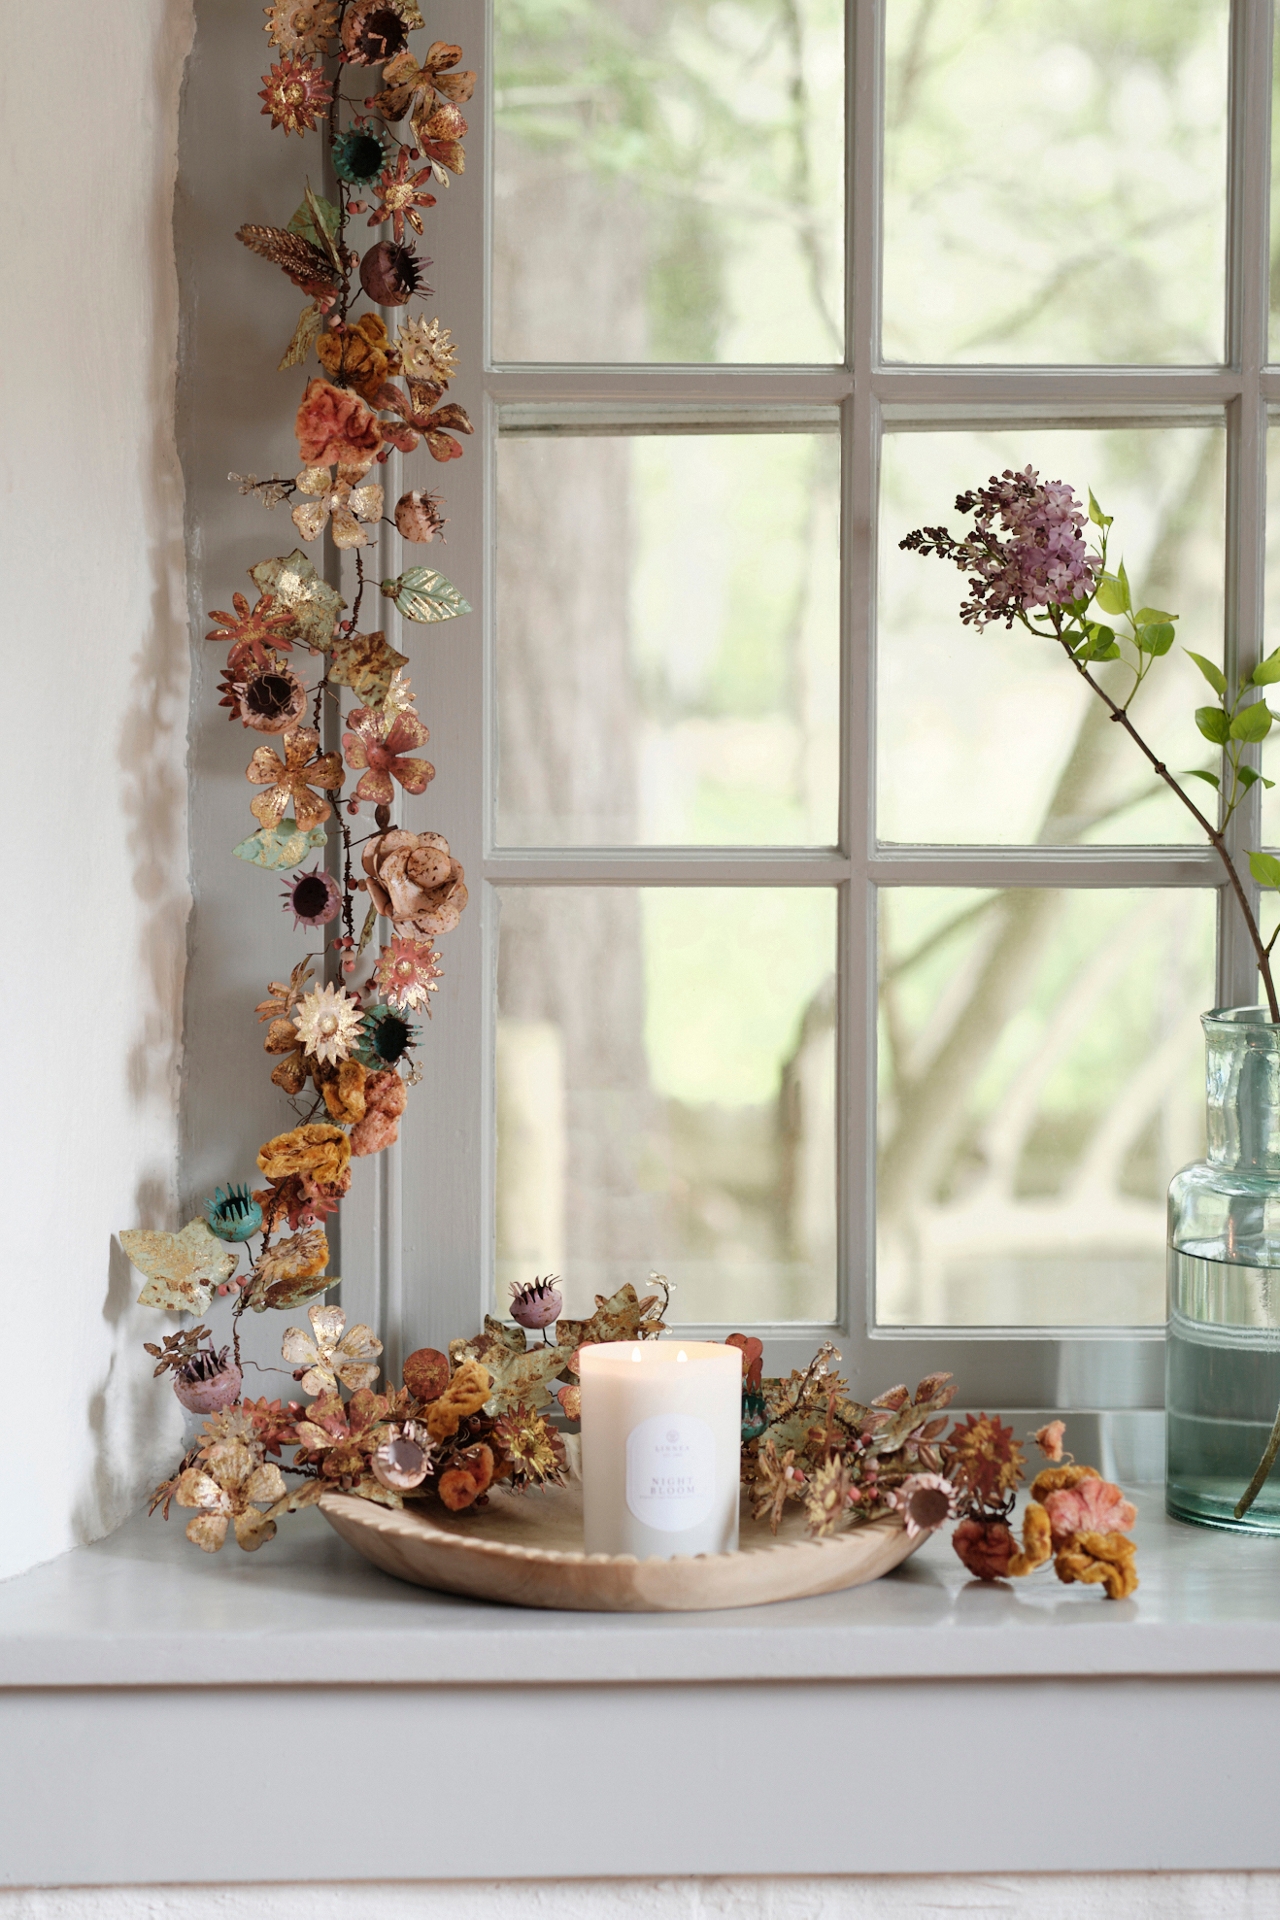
left=1167, top=1007, right=1280, bottom=1533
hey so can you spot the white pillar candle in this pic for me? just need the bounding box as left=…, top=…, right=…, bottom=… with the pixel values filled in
left=579, top=1340, right=742, bottom=1558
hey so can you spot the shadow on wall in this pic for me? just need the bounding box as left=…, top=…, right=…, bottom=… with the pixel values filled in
left=72, top=0, right=196, bottom=1548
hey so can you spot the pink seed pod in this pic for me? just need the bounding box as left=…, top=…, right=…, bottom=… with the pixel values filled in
left=510, top=1275, right=563, bottom=1331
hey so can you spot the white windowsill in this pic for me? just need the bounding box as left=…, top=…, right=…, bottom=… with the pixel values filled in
left=5, top=1492, right=1280, bottom=1887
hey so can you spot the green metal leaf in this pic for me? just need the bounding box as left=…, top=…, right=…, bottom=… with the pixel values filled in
left=233, top=817, right=328, bottom=870
left=380, top=567, right=472, bottom=624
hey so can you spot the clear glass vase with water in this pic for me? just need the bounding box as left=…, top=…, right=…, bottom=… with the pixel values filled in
left=1167, top=1008, right=1280, bottom=1532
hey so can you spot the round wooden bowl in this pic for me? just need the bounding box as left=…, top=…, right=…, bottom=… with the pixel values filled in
left=319, top=1480, right=921, bottom=1611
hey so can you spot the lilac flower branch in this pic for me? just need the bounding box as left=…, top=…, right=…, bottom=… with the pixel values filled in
left=901, top=467, right=1280, bottom=1023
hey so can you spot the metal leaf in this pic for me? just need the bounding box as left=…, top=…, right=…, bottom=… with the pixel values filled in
left=279, top=303, right=324, bottom=372
left=233, top=817, right=328, bottom=870
left=380, top=567, right=471, bottom=624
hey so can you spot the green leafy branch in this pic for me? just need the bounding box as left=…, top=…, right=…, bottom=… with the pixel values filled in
left=1019, top=489, right=1280, bottom=1021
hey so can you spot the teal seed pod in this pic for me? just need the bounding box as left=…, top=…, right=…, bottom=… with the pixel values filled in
left=355, top=1002, right=418, bottom=1071
left=332, top=128, right=389, bottom=185
left=204, top=1183, right=263, bottom=1243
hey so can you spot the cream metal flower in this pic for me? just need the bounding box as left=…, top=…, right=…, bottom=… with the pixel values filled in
left=395, top=315, right=458, bottom=386
left=890, top=1472, right=960, bottom=1539
left=291, top=467, right=384, bottom=549
left=282, top=1303, right=383, bottom=1395
left=263, top=0, right=339, bottom=53
left=291, top=981, right=365, bottom=1066
left=175, top=1442, right=288, bottom=1553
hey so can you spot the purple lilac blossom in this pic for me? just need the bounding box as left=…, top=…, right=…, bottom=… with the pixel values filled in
left=900, top=466, right=1100, bottom=630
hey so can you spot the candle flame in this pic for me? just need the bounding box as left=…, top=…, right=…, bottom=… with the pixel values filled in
left=677, top=1349, right=688, bottom=1362
left=631, top=1347, right=642, bottom=1362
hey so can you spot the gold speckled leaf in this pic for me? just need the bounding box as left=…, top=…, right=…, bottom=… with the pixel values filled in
left=481, top=1341, right=575, bottom=1416
left=328, top=628, right=408, bottom=706
left=279, top=302, right=324, bottom=371
left=250, top=550, right=345, bottom=653
left=247, top=1270, right=339, bottom=1314
left=233, top=817, right=327, bottom=870
left=120, top=1220, right=239, bottom=1313
left=380, top=567, right=471, bottom=624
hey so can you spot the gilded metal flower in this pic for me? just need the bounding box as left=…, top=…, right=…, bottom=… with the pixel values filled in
left=246, top=726, right=343, bottom=831
left=282, top=1303, right=383, bottom=1396
left=367, top=44, right=476, bottom=134
left=250, top=550, right=345, bottom=655
left=490, top=1404, right=567, bottom=1490
left=368, top=151, right=437, bottom=242
left=378, top=379, right=472, bottom=464
left=946, top=1412, right=1025, bottom=1505
left=232, top=663, right=309, bottom=733
left=175, top=1442, right=288, bottom=1553
left=291, top=467, right=384, bottom=548
left=373, top=935, right=442, bottom=1011
left=372, top=1421, right=434, bottom=1491
left=206, top=591, right=297, bottom=671
left=292, top=981, right=365, bottom=1066
left=396, top=315, right=458, bottom=386
left=258, top=55, right=333, bottom=135
left=256, top=957, right=315, bottom=1024
left=280, top=865, right=342, bottom=929
left=255, top=1227, right=329, bottom=1283
left=342, top=705, right=434, bottom=806
left=413, top=101, right=468, bottom=178
left=263, top=0, right=338, bottom=53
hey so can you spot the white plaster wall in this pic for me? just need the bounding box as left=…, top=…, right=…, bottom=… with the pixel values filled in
left=4, top=1879, right=1280, bottom=1920
left=0, top=0, right=195, bottom=1578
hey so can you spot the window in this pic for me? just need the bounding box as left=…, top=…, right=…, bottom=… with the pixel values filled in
left=350, top=0, right=1279, bottom=1406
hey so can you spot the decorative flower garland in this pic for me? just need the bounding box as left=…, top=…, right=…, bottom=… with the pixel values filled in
left=115, top=10, right=1139, bottom=1605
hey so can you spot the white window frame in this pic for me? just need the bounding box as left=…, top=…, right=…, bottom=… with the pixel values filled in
left=341, top=0, right=1278, bottom=1407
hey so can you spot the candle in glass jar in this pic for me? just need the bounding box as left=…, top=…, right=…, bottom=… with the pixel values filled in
left=579, top=1340, right=741, bottom=1558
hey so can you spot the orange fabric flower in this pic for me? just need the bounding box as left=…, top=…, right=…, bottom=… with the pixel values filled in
left=952, top=1515, right=1016, bottom=1581
left=1055, top=1530, right=1139, bottom=1601
left=295, top=377, right=383, bottom=474
left=256, top=1123, right=351, bottom=1189
left=1042, top=1477, right=1137, bottom=1548
left=246, top=727, right=343, bottom=831
left=438, top=1444, right=494, bottom=1511
left=315, top=313, right=398, bottom=403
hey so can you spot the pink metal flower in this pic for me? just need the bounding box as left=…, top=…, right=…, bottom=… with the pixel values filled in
left=342, top=706, right=434, bottom=806
left=890, top=1472, right=960, bottom=1539
left=281, top=866, right=343, bottom=929
left=373, top=935, right=442, bottom=1011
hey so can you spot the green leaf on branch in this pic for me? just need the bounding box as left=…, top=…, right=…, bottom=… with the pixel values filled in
left=1095, top=572, right=1130, bottom=616
left=1185, top=769, right=1221, bottom=789
left=1249, top=851, right=1280, bottom=890
left=1087, top=489, right=1113, bottom=529
left=1075, top=623, right=1120, bottom=662
left=1231, top=701, right=1273, bottom=743
left=1239, top=766, right=1276, bottom=790
left=1186, top=650, right=1228, bottom=697
left=1253, top=651, right=1280, bottom=686
left=380, top=567, right=472, bottom=624
left=1195, top=705, right=1231, bottom=744
left=1136, top=622, right=1176, bottom=655
left=1135, top=607, right=1176, bottom=626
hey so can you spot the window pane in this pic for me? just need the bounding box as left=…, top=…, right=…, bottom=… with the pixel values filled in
left=877, top=886, right=1214, bottom=1328
left=883, top=0, right=1228, bottom=366
left=496, top=887, right=837, bottom=1323
left=878, top=424, right=1225, bottom=846
left=493, top=0, right=845, bottom=363
left=497, top=433, right=841, bottom=847
left=1260, top=422, right=1280, bottom=846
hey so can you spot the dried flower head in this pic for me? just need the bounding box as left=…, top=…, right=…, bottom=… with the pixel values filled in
left=490, top=1404, right=567, bottom=1490
left=259, top=55, right=333, bottom=135
left=891, top=1472, right=960, bottom=1539
left=1033, top=1420, right=1067, bottom=1462
left=234, top=664, right=309, bottom=733
left=341, top=0, right=409, bottom=66
left=292, top=981, right=365, bottom=1066
left=282, top=1303, right=383, bottom=1396
left=394, top=489, right=447, bottom=543
left=359, top=239, right=431, bottom=307
left=281, top=865, right=343, bottom=929
left=509, top=1276, right=563, bottom=1331
left=946, top=1412, right=1025, bottom=1505
left=900, top=468, right=1099, bottom=632
left=396, top=315, right=458, bottom=386
left=751, top=1438, right=806, bottom=1535
left=263, top=0, right=339, bottom=54
left=374, top=935, right=442, bottom=1012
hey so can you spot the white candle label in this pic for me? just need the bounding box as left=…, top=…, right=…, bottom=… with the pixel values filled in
left=625, top=1413, right=716, bottom=1532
